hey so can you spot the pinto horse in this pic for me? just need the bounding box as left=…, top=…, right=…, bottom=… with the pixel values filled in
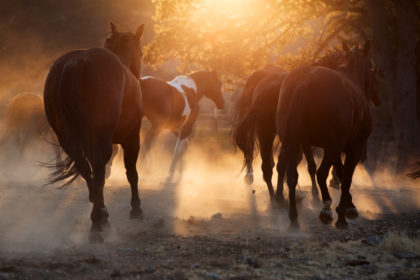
left=234, top=65, right=286, bottom=184
left=140, top=71, right=224, bottom=176
left=44, top=23, right=144, bottom=242
left=276, top=41, right=380, bottom=228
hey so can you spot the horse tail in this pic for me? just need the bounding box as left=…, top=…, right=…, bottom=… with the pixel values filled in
left=233, top=107, right=258, bottom=171
left=233, top=71, right=264, bottom=121
left=47, top=58, right=94, bottom=188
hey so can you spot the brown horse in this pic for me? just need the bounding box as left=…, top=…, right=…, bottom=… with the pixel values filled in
left=276, top=41, right=380, bottom=228
left=234, top=65, right=286, bottom=184
left=0, top=93, right=49, bottom=153
left=233, top=50, right=348, bottom=202
left=140, top=71, right=224, bottom=176
left=44, top=23, right=144, bottom=242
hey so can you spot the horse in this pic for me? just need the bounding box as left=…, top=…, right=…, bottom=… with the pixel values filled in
left=0, top=93, right=49, bottom=154
left=276, top=41, right=380, bottom=229
left=44, top=22, right=144, bottom=242
left=140, top=71, right=225, bottom=177
left=233, top=50, right=347, bottom=203
left=233, top=64, right=286, bottom=184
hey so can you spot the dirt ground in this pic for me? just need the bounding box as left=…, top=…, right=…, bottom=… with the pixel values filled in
left=0, top=135, right=419, bottom=280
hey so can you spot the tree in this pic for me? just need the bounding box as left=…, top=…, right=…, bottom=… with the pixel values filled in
left=145, top=0, right=419, bottom=171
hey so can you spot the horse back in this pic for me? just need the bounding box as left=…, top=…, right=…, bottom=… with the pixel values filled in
left=277, top=66, right=371, bottom=147
left=44, top=48, right=126, bottom=140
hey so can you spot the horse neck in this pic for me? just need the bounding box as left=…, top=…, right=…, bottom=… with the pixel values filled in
left=340, top=61, right=365, bottom=91
left=189, top=72, right=205, bottom=100
left=109, top=49, right=139, bottom=79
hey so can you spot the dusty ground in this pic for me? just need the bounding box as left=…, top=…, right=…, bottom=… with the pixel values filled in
left=0, top=135, right=419, bottom=280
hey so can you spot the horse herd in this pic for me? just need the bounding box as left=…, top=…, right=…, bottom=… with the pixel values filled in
left=1, top=23, right=382, bottom=242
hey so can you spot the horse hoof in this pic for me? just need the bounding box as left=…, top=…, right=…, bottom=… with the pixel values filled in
left=335, top=219, right=348, bottom=229
left=345, top=207, right=359, bottom=220
left=130, top=208, right=143, bottom=219
left=288, top=221, right=300, bottom=231
left=319, top=210, right=333, bottom=224
left=244, top=174, right=254, bottom=185
left=89, top=231, right=104, bottom=243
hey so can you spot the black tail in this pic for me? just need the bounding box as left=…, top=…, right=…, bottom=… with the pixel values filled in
left=45, top=59, right=94, bottom=188
left=232, top=108, right=259, bottom=171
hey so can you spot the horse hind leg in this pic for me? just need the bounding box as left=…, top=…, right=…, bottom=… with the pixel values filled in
left=275, top=144, right=287, bottom=204
left=105, top=144, right=119, bottom=179
left=336, top=143, right=362, bottom=228
left=316, top=151, right=335, bottom=224
left=256, top=123, right=276, bottom=201
left=285, top=144, right=300, bottom=229
left=88, top=139, right=113, bottom=243
left=302, top=145, right=320, bottom=202
left=121, top=133, right=142, bottom=219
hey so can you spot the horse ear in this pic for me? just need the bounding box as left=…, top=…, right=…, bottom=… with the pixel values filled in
left=136, top=24, right=144, bottom=40
left=110, top=22, right=118, bottom=34
left=342, top=41, right=349, bottom=52
left=363, top=40, right=371, bottom=55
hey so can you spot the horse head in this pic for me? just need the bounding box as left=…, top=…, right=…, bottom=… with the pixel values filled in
left=191, top=70, right=225, bottom=109
left=104, top=22, right=144, bottom=79
left=343, top=40, right=380, bottom=107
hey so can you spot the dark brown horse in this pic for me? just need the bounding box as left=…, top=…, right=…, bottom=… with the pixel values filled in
left=44, top=23, right=144, bottom=242
left=140, top=71, right=224, bottom=176
left=233, top=50, right=348, bottom=202
left=276, top=41, right=380, bottom=228
left=234, top=65, right=286, bottom=184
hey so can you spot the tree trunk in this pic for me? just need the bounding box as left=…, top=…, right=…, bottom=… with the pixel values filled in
left=365, top=0, right=396, bottom=173
left=392, top=0, right=419, bottom=172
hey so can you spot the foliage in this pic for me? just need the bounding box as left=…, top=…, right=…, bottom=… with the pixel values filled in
left=144, top=0, right=368, bottom=86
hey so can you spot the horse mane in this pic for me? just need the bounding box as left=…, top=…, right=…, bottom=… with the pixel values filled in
left=313, top=48, right=346, bottom=69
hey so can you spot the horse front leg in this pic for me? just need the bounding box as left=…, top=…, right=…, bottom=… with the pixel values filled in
left=122, top=132, right=142, bottom=219
left=169, top=136, right=189, bottom=178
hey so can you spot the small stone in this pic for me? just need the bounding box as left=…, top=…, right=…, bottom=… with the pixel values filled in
left=111, top=270, right=121, bottom=277
left=206, top=272, right=222, bottom=280
left=252, top=190, right=256, bottom=194
left=346, top=259, right=370, bottom=266
left=152, top=216, right=165, bottom=228
left=392, top=251, right=419, bottom=259
left=192, top=263, right=200, bottom=268
left=362, top=235, right=384, bottom=245
left=211, top=212, right=223, bottom=220
left=243, top=257, right=260, bottom=268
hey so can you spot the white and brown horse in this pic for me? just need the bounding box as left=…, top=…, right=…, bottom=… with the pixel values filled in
left=140, top=71, right=224, bottom=176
